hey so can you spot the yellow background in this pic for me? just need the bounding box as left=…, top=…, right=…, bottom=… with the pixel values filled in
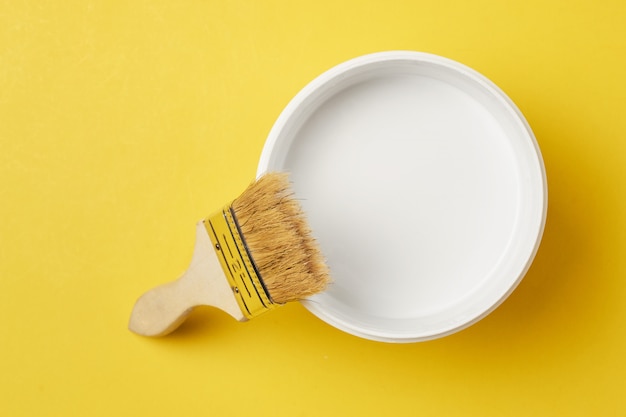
left=1, top=0, right=625, bottom=415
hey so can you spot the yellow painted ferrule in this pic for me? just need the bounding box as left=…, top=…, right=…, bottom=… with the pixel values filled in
left=203, top=206, right=276, bottom=319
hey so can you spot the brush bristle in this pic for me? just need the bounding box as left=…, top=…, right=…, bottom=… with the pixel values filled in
left=230, top=173, right=330, bottom=304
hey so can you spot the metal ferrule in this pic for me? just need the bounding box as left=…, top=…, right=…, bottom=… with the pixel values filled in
left=203, top=206, right=276, bottom=319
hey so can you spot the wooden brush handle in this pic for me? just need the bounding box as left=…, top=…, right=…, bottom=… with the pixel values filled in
left=128, top=277, right=202, bottom=337
left=128, top=222, right=246, bottom=336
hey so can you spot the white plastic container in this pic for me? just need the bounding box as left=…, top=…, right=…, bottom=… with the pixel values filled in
left=257, top=51, right=547, bottom=342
